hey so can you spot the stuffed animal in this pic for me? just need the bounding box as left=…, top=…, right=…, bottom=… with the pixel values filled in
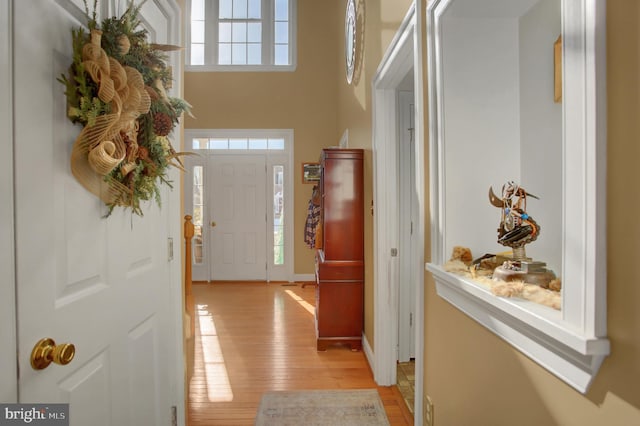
left=450, top=246, right=473, bottom=265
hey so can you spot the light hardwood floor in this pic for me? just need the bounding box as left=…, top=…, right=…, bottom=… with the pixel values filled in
left=187, top=282, right=413, bottom=425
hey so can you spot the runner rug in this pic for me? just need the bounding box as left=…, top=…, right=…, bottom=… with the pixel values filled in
left=254, top=389, right=390, bottom=426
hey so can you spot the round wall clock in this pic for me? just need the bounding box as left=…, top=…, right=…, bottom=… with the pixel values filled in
left=345, top=0, right=356, bottom=84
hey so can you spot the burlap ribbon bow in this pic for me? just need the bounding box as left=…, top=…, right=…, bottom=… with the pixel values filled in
left=70, top=29, right=151, bottom=207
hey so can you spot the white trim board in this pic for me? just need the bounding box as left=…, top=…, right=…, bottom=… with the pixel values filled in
left=362, top=332, right=375, bottom=376
left=161, top=0, right=186, bottom=424
left=371, top=3, right=425, bottom=425
left=294, top=274, right=315, bottom=283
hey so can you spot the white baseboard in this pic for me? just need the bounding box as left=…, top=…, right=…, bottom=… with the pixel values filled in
left=362, top=332, right=375, bottom=373
left=293, top=273, right=315, bottom=283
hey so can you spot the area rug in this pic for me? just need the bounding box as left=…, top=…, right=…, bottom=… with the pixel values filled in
left=255, top=389, right=390, bottom=426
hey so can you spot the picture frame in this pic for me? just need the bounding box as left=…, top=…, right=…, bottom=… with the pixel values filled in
left=302, top=162, right=321, bottom=183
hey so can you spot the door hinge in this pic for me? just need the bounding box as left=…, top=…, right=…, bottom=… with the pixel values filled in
left=390, top=248, right=398, bottom=257
left=171, top=406, right=177, bottom=426
left=410, top=312, right=413, bottom=327
left=168, top=237, right=174, bottom=261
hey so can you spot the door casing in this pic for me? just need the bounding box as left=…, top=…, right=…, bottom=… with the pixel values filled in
left=184, top=129, right=295, bottom=282
left=371, top=4, right=425, bottom=425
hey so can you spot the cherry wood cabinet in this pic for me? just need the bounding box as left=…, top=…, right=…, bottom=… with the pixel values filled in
left=315, top=149, right=364, bottom=351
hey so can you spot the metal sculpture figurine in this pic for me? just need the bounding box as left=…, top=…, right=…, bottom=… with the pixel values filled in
left=488, top=181, right=555, bottom=288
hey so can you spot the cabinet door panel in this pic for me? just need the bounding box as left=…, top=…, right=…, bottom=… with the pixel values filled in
left=317, top=282, right=364, bottom=337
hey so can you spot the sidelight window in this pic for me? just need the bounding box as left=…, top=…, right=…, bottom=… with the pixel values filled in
left=192, top=166, right=205, bottom=264
left=273, top=165, right=284, bottom=265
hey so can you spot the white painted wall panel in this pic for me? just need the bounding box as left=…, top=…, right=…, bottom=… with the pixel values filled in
left=519, top=0, right=562, bottom=273
left=442, top=16, right=521, bottom=258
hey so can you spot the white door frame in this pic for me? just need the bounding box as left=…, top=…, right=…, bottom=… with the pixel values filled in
left=0, top=0, right=17, bottom=403
left=184, top=129, right=295, bottom=282
left=371, top=3, right=425, bottom=425
left=159, top=0, right=187, bottom=422
left=135, top=1, right=186, bottom=421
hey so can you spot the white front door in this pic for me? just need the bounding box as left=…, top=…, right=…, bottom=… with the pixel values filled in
left=14, top=1, right=182, bottom=424
left=209, top=155, right=267, bottom=280
left=183, top=130, right=294, bottom=283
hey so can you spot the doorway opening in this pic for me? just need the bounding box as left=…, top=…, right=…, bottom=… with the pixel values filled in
left=397, top=82, right=417, bottom=414
left=184, top=129, right=294, bottom=282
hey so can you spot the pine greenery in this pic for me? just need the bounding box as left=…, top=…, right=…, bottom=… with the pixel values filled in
left=60, top=0, right=192, bottom=216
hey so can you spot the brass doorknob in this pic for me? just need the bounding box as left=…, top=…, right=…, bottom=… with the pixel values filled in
left=211, top=221, right=217, bottom=227
left=31, top=338, right=76, bottom=370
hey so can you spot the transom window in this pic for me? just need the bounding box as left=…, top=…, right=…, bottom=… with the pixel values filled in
left=187, top=0, right=296, bottom=71
left=192, top=137, right=285, bottom=150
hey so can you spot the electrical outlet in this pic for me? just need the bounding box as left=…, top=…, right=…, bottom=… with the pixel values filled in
left=424, top=395, right=434, bottom=426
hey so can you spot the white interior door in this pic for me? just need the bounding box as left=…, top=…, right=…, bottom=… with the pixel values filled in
left=209, top=155, right=267, bottom=280
left=398, top=90, right=417, bottom=361
left=14, top=1, right=182, bottom=424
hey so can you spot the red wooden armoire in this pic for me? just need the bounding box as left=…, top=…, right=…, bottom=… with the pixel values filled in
left=315, top=148, right=364, bottom=351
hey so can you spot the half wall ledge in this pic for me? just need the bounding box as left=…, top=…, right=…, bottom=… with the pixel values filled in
left=427, top=263, right=610, bottom=393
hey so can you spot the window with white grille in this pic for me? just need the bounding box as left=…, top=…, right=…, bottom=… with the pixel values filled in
left=187, top=0, right=296, bottom=71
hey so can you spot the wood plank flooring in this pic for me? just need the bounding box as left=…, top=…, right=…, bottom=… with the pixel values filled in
left=187, top=282, right=413, bottom=425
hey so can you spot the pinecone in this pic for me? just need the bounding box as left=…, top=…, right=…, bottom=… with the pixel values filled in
left=153, top=112, right=173, bottom=136
left=137, top=146, right=149, bottom=160
left=121, top=131, right=132, bottom=145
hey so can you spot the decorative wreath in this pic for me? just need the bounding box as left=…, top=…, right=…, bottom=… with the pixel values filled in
left=59, top=0, right=192, bottom=216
